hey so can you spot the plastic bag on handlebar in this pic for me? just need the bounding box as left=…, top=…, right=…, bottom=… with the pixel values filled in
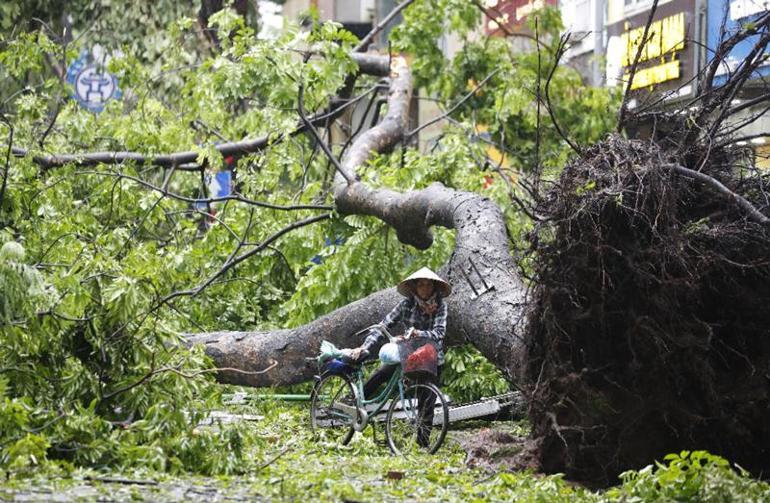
left=319, top=340, right=346, bottom=363
left=378, top=342, right=400, bottom=365
left=319, top=340, right=362, bottom=366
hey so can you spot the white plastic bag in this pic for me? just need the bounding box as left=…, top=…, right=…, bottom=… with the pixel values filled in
left=379, top=342, right=400, bottom=365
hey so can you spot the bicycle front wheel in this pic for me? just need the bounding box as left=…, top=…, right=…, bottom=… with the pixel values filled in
left=310, top=373, right=357, bottom=446
left=385, top=381, right=448, bottom=455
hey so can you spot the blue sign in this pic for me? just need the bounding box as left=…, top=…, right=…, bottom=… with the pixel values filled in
left=194, top=170, right=232, bottom=211
left=707, top=0, right=770, bottom=86
left=66, top=49, right=122, bottom=112
left=213, top=171, right=232, bottom=198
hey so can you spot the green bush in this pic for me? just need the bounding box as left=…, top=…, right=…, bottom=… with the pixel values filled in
left=607, top=450, right=770, bottom=501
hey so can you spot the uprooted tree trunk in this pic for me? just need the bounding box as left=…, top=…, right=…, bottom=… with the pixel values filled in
left=186, top=181, right=529, bottom=386
left=186, top=55, right=530, bottom=387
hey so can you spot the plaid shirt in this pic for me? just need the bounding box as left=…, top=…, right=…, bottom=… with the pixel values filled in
left=364, top=296, right=448, bottom=364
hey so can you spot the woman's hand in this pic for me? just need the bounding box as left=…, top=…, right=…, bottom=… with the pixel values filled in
left=348, top=347, right=369, bottom=361
left=394, top=329, right=418, bottom=342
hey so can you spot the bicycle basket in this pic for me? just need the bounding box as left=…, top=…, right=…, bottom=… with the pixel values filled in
left=401, top=339, right=439, bottom=377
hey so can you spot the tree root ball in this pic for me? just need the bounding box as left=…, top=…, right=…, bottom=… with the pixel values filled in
left=525, top=134, right=770, bottom=486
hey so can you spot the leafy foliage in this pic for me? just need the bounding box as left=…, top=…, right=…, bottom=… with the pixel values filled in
left=442, top=345, right=509, bottom=403
left=0, top=5, right=359, bottom=475
left=0, top=223, right=253, bottom=475
left=3, top=398, right=768, bottom=501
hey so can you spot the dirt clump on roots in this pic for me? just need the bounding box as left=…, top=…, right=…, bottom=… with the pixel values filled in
left=451, top=422, right=534, bottom=473
left=524, top=134, right=770, bottom=486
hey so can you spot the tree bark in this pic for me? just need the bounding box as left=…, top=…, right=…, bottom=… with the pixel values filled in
left=185, top=55, right=529, bottom=387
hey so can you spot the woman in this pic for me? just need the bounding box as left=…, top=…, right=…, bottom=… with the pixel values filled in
left=349, top=267, right=451, bottom=445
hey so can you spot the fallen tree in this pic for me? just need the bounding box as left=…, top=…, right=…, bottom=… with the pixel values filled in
left=175, top=10, right=770, bottom=484
left=187, top=54, right=529, bottom=387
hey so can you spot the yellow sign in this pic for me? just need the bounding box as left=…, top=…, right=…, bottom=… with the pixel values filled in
left=621, top=13, right=685, bottom=67
left=619, top=12, right=686, bottom=89
left=625, top=60, right=680, bottom=90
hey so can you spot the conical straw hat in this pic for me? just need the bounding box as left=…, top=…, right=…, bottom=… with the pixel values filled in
left=397, top=267, right=452, bottom=298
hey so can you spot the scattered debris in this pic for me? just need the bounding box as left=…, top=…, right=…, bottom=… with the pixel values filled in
left=451, top=423, right=534, bottom=473
left=83, top=475, right=158, bottom=486
left=385, top=470, right=404, bottom=480
left=196, top=410, right=264, bottom=427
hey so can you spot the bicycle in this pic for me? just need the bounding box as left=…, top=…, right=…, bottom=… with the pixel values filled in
left=309, top=324, right=449, bottom=455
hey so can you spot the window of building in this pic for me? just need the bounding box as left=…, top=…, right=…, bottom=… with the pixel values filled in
left=572, top=0, right=592, bottom=33
left=624, top=0, right=654, bottom=10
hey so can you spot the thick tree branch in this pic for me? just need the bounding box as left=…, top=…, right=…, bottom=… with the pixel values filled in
left=335, top=55, right=412, bottom=185
left=12, top=53, right=391, bottom=169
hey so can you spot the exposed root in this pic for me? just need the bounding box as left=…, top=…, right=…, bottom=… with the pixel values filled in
left=525, top=134, right=770, bottom=485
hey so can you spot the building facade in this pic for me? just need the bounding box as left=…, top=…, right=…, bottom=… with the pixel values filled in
left=604, top=0, right=701, bottom=105
left=282, top=0, right=376, bottom=38
left=600, top=0, right=768, bottom=163
left=561, top=0, right=606, bottom=85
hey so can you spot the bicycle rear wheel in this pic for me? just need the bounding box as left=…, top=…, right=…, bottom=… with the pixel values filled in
left=385, top=381, right=448, bottom=455
left=310, top=373, right=357, bottom=446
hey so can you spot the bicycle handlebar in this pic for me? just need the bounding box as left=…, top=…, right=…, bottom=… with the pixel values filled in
left=354, top=323, right=395, bottom=343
